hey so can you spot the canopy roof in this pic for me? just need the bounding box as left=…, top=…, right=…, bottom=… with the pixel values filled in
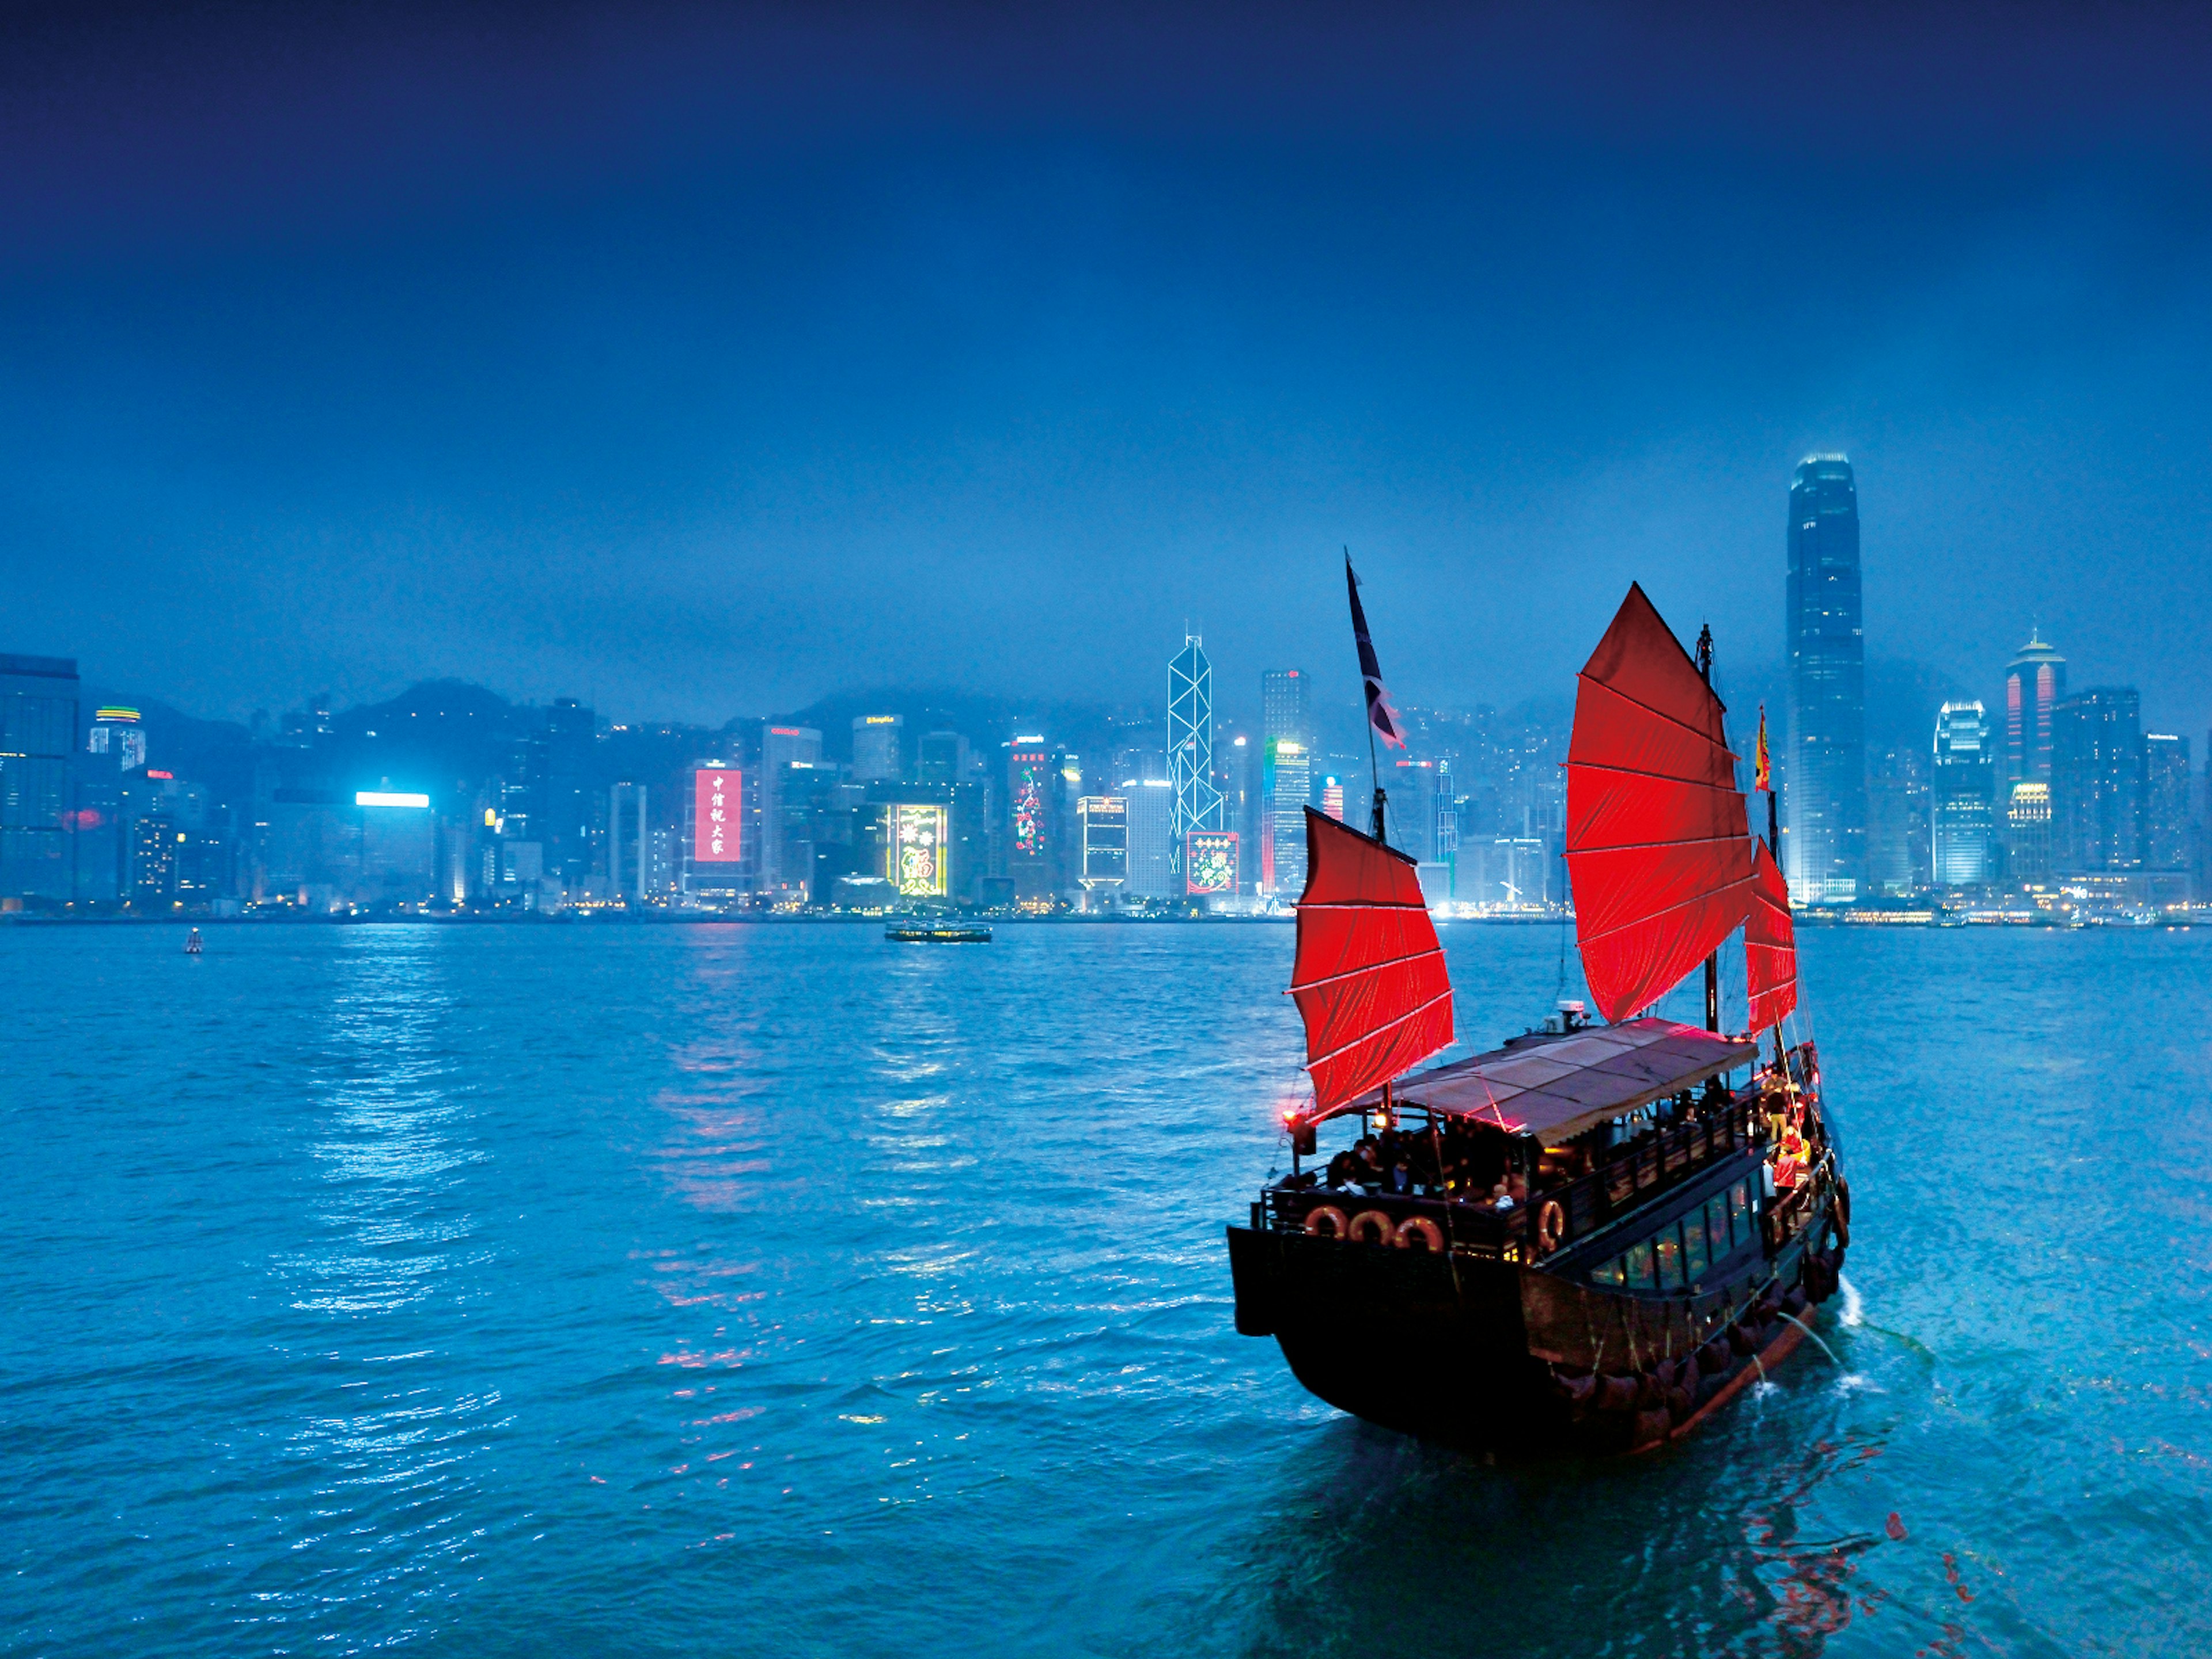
left=1304, top=1017, right=1756, bottom=1144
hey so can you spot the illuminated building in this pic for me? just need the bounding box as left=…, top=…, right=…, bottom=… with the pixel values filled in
left=87, top=705, right=146, bottom=772
left=853, top=714, right=904, bottom=783
left=2051, top=688, right=2143, bottom=873
left=1259, top=669, right=1309, bottom=885
left=1006, top=734, right=1055, bottom=902
left=1078, top=796, right=1128, bottom=900
left=2004, top=631, right=2066, bottom=783
left=758, top=724, right=822, bottom=895
left=1864, top=743, right=1930, bottom=897
left=1184, top=830, right=1238, bottom=896
left=1321, top=777, right=1344, bottom=822
left=2145, top=733, right=2190, bottom=870
left=0, top=653, right=78, bottom=906
left=1467, top=836, right=1551, bottom=907
left=2005, top=781, right=2052, bottom=885
left=1434, top=758, right=1458, bottom=896
left=886, top=801, right=951, bottom=898
left=1169, top=635, right=1224, bottom=887
left=1785, top=454, right=1867, bottom=903
left=1930, top=702, right=1995, bottom=888
left=1263, top=738, right=1310, bottom=897
left=1123, top=777, right=1173, bottom=899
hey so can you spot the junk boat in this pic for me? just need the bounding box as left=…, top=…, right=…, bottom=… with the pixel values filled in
left=1226, top=577, right=1849, bottom=1457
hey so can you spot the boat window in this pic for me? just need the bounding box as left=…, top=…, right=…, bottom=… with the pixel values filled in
left=1682, top=1211, right=1709, bottom=1282
left=1591, top=1256, right=1624, bottom=1288
left=1654, top=1225, right=1683, bottom=1291
left=1728, top=1179, right=1753, bottom=1245
left=1705, top=1194, right=1730, bottom=1262
left=1623, top=1240, right=1655, bottom=1291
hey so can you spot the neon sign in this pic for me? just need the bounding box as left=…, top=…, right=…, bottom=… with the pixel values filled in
left=694, top=768, right=741, bottom=862
left=1186, top=831, right=1238, bottom=895
left=355, top=790, right=429, bottom=808
left=1010, top=750, right=1047, bottom=861
left=889, top=803, right=950, bottom=897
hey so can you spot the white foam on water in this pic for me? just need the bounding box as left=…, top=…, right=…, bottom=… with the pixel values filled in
left=1838, top=1274, right=1864, bottom=1327
left=1835, top=1373, right=1882, bottom=1395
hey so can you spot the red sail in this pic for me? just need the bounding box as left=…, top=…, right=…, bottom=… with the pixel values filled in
left=1745, top=836, right=1798, bottom=1032
left=1565, top=584, right=1756, bottom=1024
left=1289, top=807, right=1454, bottom=1114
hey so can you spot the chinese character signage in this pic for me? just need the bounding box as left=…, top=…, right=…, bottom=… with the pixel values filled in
left=1185, top=830, right=1238, bottom=895
left=1010, top=751, right=1047, bottom=861
left=889, top=803, right=950, bottom=897
left=694, top=768, right=741, bottom=862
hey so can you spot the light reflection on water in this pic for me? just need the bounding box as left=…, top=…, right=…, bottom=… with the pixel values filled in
left=4, top=922, right=2210, bottom=1657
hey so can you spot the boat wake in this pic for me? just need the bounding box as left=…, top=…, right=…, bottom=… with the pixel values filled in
left=1838, top=1274, right=1865, bottom=1328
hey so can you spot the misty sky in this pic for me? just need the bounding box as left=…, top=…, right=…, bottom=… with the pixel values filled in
left=5, top=2, right=2212, bottom=738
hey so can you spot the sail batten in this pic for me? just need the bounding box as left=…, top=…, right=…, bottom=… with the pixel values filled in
left=1289, top=806, right=1454, bottom=1115
left=1565, top=584, right=1756, bottom=1024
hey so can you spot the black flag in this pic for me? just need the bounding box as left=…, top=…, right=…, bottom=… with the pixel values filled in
left=1346, top=553, right=1407, bottom=751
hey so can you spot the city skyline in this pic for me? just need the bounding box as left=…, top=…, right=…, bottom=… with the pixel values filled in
left=6, top=9, right=2212, bottom=743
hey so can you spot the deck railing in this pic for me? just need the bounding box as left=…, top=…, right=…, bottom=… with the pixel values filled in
left=1261, top=1095, right=1773, bottom=1264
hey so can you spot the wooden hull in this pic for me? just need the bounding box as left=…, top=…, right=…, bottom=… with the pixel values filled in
left=1226, top=1201, right=1840, bottom=1458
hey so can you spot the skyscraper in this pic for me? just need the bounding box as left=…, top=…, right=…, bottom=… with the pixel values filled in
left=1262, top=669, right=1310, bottom=755
left=1077, top=796, right=1127, bottom=902
left=1785, top=454, right=1866, bottom=903
left=1259, top=669, right=1310, bottom=888
left=852, top=715, right=904, bottom=783
left=2050, top=689, right=2143, bottom=873
left=1263, top=738, right=1311, bottom=898
left=1168, top=635, right=1224, bottom=885
left=758, top=724, right=823, bottom=895
left=1122, top=777, right=1173, bottom=899
left=2145, top=733, right=2190, bottom=870
left=1930, top=702, right=1995, bottom=889
left=0, top=653, right=79, bottom=906
left=2003, top=632, right=2066, bottom=783
left=2005, top=782, right=2053, bottom=885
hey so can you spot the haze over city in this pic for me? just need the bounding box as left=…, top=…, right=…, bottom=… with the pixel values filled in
left=6, top=3, right=2212, bottom=739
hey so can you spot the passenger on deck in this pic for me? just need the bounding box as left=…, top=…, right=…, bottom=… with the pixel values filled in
left=1388, top=1157, right=1414, bottom=1196
left=1325, top=1149, right=1360, bottom=1190
left=1353, top=1140, right=1385, bottom=1190
left=1490, top=1179, right=1516, bottom=1211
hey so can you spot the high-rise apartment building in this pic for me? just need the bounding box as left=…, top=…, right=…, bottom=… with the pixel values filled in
left=1006, top=733, right=1059, bottom=904
left=1168, top=636, right=1224, bottom=886
left=2004, top=632, right=2066, bottom=783
left=0, top=653, right=79, bottom=905
left=1785, top=454, right=1866, bottom=903
left=912, top=730, right=968, bottom=786
left=1259, top=669, right=1310, bottom=888
left=1263, top=738, right=1312, bottom=898
left=757, top=724, right=823, bottom=894
left=1863, top=743, right=1929, bottom=898
left=2145, top=733, right=2190, bottom=870
left=852, top=715, right=904, bottom=783
left=1930, top=702, right=1995, bottom=888
left=1262, top=669, right=1310, bottom=755
left=2051, top=688, right=2143, bottom=873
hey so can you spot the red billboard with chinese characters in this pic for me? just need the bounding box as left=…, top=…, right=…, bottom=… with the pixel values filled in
left=694, top=768, right=742, bottom=862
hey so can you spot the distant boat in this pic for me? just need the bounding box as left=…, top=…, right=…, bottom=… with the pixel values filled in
left=1226, top=577, right=1849, bottom=1457
left=884, top=922, right=991, bottom=944
left=184, top=927, right=204, bottom=956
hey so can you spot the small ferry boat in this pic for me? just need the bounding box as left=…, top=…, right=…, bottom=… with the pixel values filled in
left=1226, top=578, right=1849, bottom=1457
left=184, top=927, right=204, bottom=956
left=885, top=922, right=993, bottom=944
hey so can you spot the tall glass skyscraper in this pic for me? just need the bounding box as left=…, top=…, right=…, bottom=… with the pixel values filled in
left=1785, top=454, right=1867, bottom=903
left=1930, top=701, right=1995, bottom=889
left=0, top=653, right=79, bottom=906
left=2003, top=632, right=2066, bottom=783
left=1168, top=635, right=1223, bottom=889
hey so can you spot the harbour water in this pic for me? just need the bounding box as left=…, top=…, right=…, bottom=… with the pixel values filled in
left=5, top=921, right=2210, bottom=1657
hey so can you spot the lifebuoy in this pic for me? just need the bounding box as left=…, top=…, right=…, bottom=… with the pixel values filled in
left=1394, top=1215, right=1444, bottom=1252
left=1536, top=1199, right=1567, bottom=1254
left=1304, top=1205, right=1349, bottom=1239
left=1347, top=1209, right=1395, bottom=1246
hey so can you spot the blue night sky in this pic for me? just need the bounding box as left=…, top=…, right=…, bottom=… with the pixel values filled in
left=4, top=2, right=2211, bottom=737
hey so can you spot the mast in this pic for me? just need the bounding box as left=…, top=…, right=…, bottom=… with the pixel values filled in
left=1697, top=622, right=1719, bottom=1035
left=1344, top=551, right=1405, bottom=846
